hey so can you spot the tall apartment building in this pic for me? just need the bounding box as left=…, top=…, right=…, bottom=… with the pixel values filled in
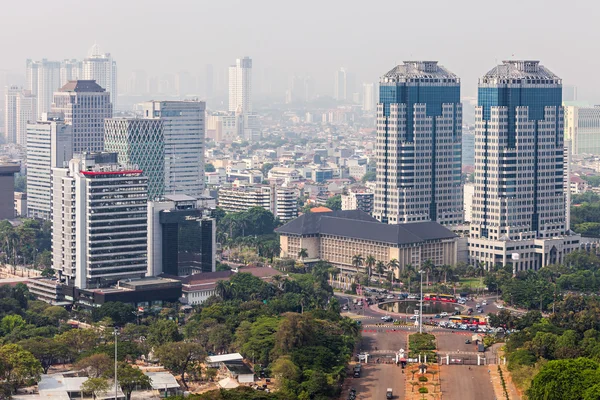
left=140, top=101, right=205, bottom=197
left=218, top=185, right=298, bottom=221
left=334, top=68, right=347, bottom=101
left=0, top=163, right=20, bottom=220
left=82, top=44, right=118, bottom=109
left=469, top=60, right=580, bottom=271
left=362, top=83, right=375, bottom=112
left=228, top=57, right=252, bottom=113
left=60, top=59, right=82, bottom=86
left=5, top=86, right=37, bottom=146
left=26, top=59, right=62, bottom=118
left=104, top=118, right=164, bottom=199
left=373, top=61, right=463, bottom=226
left=26, top=113, right=73, bottom=219
left=564, top=103, right=600, bottom=156
left=51, top=152, right=148, bottom=289
left=52, top=80, right=112, bottom=153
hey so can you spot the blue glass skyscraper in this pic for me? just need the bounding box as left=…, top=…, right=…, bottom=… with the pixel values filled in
left=469, top=60, right=579, bottom=271
left=373, top=61, right=463, bottom=226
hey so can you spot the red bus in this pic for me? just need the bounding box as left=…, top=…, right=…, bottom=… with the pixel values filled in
left=423, top=293, right=456, bottom=303
left=460, top=316, right=487, bottom=325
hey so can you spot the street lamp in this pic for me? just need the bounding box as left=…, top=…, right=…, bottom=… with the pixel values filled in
left=418, top=270, right=424, bottom=334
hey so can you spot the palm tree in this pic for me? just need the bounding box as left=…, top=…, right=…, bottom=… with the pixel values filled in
left=365, top=255, right=376, bottom=278
left=404, top=263, right=415, bottom=293
left=387, top=259, right=399, bottom=283
left=298, top=248, right=308, bottom=260
left=375, top=261, right=385, bottom=277
left=422, top=259, right=434, bottom=287
left=351, top=254, right=364, bottom=276
left=441, top=264, right=452, bottom=284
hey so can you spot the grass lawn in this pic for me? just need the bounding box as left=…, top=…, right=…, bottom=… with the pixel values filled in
left=458, top=277, right=485, bottom=289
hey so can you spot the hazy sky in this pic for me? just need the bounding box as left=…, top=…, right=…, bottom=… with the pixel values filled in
left=2, top=0, right=599, bottom=100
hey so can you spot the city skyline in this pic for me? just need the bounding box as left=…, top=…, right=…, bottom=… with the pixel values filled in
left=0, top=0, right=597, bottom=103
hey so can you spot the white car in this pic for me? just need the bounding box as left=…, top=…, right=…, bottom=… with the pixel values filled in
left=496, top=304, right=504, bottom=309
left=440, top=312, right=449, bottom=317
left=381, top=315, right=391, bottom=320
left=482, top=300, right=487, bottom=305
left=386, top=295, right=395, bottom=299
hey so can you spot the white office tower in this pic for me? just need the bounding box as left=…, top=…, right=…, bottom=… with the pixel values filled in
left=60, top=59, right=82, bottom=86
left=228, top=57, right=252, bottom=113
left=26, top=59, right=61, bottom=118
left=362, top=83, right=375, bottom=112
left=82, top=44, right=118, bottom=109
left=334, top=68, right=347, bottom=101
left=26, top=113, right=73, bottom=219
left=373, top=61, right=463, bottom=225
left=52, top=80, right=112, bottom=153
left=469, top=60, right=580, bottom=271
left=5, top=86, right=37, bottom=146
left=141, top=101, right=206, bottom=197
left=51, top=152, right=148, bottom=289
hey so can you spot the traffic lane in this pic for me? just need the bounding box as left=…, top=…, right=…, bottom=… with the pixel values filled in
left=342, top=363, right=404, bottom=400
left=436, top=330, right=481, bottom=353
left=359, top=330, right=407, bottom=354
left=440, top=365, right=496, bottom=400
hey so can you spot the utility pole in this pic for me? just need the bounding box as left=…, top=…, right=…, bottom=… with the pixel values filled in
left=419, top=270, right=424, bottom=334
left=114, top=327, right=118, bottom=400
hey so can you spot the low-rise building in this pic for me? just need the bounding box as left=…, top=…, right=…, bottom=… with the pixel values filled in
left=341, top=191, right=373, bottom=214
left=218, top=184, right=298, bottom=221
left=276, top=210, right=458, bottom=277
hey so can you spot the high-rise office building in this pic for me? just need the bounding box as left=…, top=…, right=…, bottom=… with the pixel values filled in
left=104, top=118, right=165, bottom=199
left=147, top=195, right=216, bottom=277
left=5, top=86, right=37, bottom=146
left=26, top=59, right=61, bottom=117
left=362, top=83, right=375, bottom=112
left=140, top=101, right=206, bottom=197
left=26, top=113, right=73, bottom=219
left=60, top=59, right=82, bottom=86
left=52, top=80, right=112, bottom=153
left=564, top=103, right=600, bottom=156
left=228, top=57, right=252, bottom=113
left=469, top=60, right=580, bottom=271
left=334, top=68, right=347, bottom=101
left=52, top=152, right=148, bottom=289
left=82, top=44, right=118, bottom=109
left=373, top=61, right=463, bottom=226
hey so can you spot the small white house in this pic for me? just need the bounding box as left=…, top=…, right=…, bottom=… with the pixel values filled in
left=206, top=353, right=243, bottom=368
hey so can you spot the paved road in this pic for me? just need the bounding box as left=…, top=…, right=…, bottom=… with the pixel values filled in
left=440, top=365, right=496, bottom=400
left=341, top=323, right=406, bottom=399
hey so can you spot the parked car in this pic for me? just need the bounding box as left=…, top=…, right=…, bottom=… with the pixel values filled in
left=482, top=300, right=487, bottom=305
left=440, top=312, right=449, bottom=317
left=465, top=339, right=471, bottom=344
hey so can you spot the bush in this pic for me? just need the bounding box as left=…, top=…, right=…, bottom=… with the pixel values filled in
left=419, top=387, right=429, bottom=394
left=409, top=333, right=436, bottom=351
left=419, top=376, right=428, bottom=382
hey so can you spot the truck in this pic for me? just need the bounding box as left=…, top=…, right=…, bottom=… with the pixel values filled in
left=386, top=388, right=393, bottom=399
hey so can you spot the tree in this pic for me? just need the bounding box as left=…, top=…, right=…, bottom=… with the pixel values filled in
left=365, top=255, right=376, bottom=278
left=271, top=355, right=301, bottom=383
left=387, top=259, right=400, bottom=283
left=205, top=163, right=216, bottom=172
left=155, top=342, right=206, bottom=389
left=117, top=362, right=152, bottom=400
left=56, top=328, right=100, bottom=359
left=93, top=302, right=136, bottom=326
left=75, top=354, right=113, bottom=378
left=422, top=259, right=434, bottom=287
left=1, top=314, right=26, bottom=335
left=361, top=171, right=376, bottom=183
left=375, top=261, right=385, bottom=277
left=0, top=344, right=43, bottom=394
left=147, top=319, right=182, bottom=348
left=45, top=306, right=69, bottom=325
left=352, top=254, right=364, bottom=276
left=261, top=163, right=274, bottom=177
left=325, top=195, right=341, bottom=211
left=297, top=248, right=308, bottom=260
left=19, top=337, right=68, bottom=374
left=81, top=377, right=110, bottom=400
left=528, top=358, right=600, bottom=400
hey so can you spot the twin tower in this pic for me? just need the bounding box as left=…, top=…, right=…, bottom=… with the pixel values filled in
left=373, top=60, right=579, bottom=271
